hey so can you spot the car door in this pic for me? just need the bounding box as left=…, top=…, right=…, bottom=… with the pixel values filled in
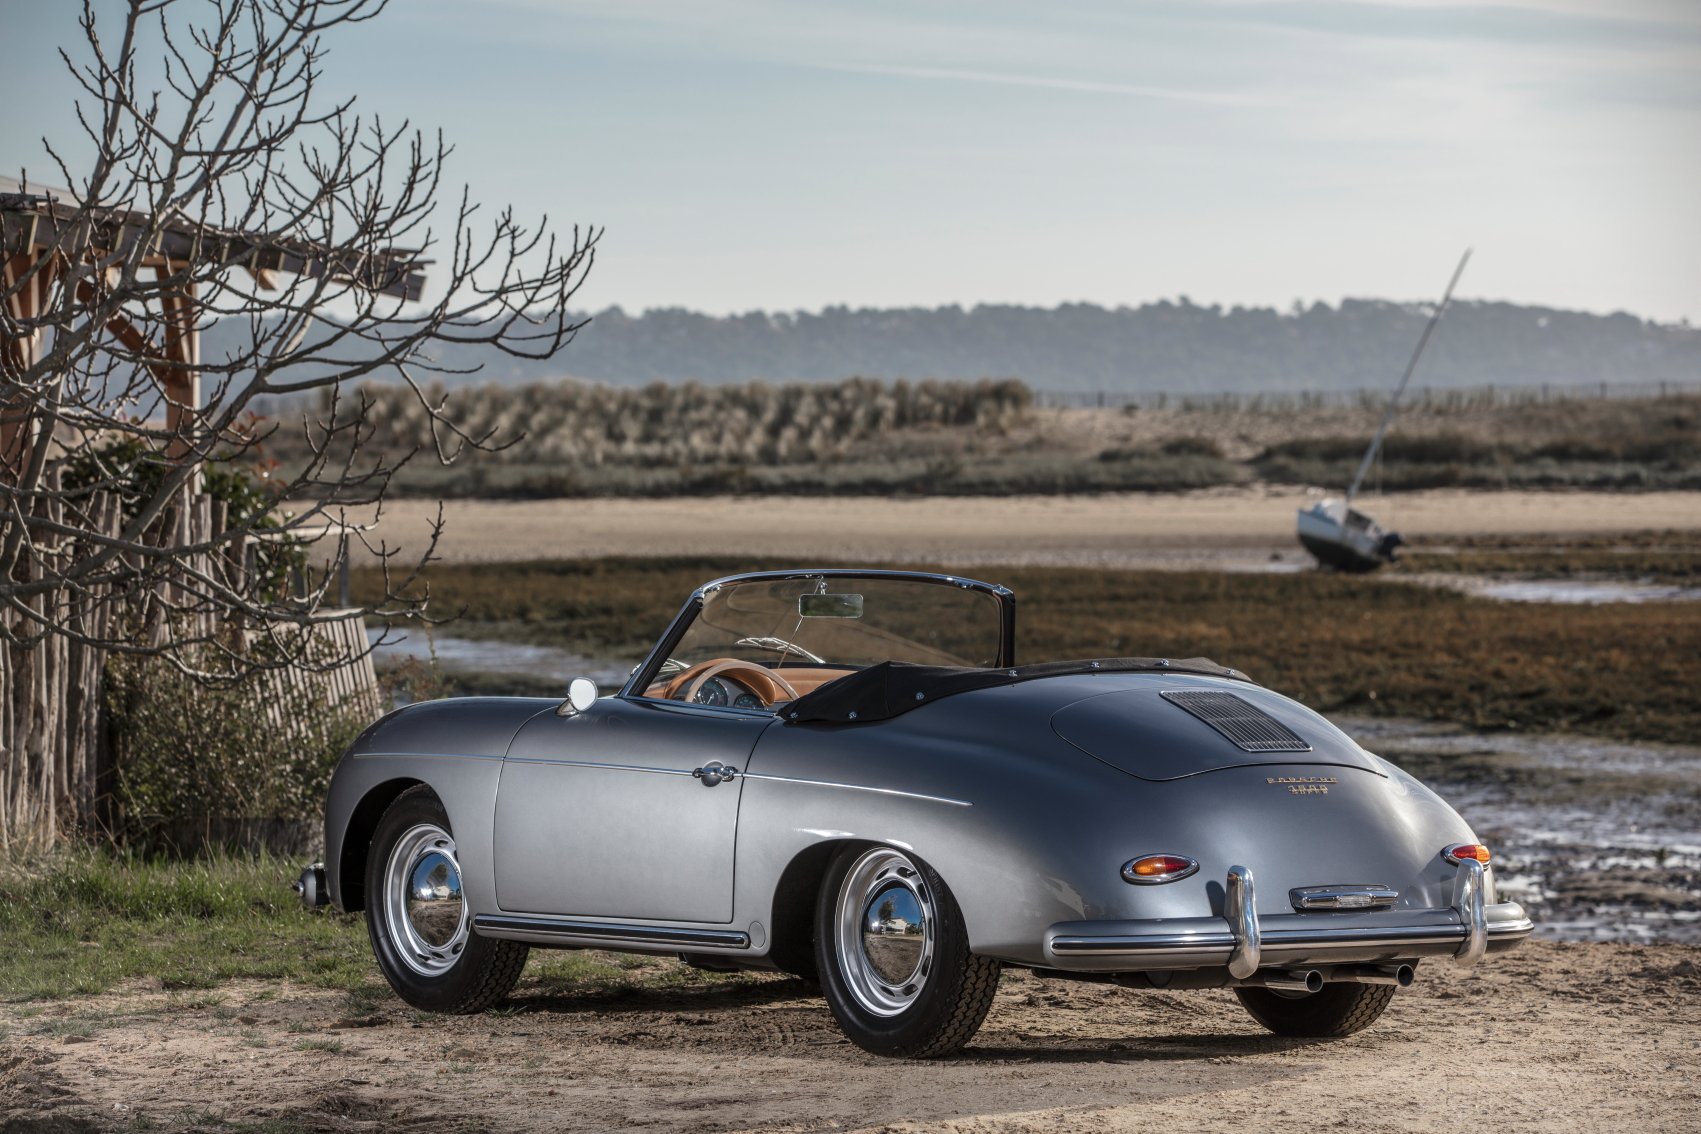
left=493, top=695, right=773, bottom=923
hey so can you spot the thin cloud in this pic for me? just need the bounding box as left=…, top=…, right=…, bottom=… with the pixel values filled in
left=814, top=61, right=1265, bottom=107
left=1179, top=0, right=1701, bottom=50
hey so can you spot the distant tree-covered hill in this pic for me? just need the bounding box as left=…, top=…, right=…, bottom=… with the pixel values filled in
left=220, top=298, right=1701, bottom=394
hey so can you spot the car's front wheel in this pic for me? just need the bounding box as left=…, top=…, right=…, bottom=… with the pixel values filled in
left=365, top=785, right=529, bottom=1013
left=815, top=845, right=1000, bottom=1058
left=1235, top=981, right=1397, bottom=1038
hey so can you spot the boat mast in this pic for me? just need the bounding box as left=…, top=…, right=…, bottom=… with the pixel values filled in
left=1346, top=249, right=1472, bottom=504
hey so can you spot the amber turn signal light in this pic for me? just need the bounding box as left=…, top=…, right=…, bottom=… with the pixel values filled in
left=1442, top=843, right=1492, bottom=865
left=1121, top=854, right=1200, bottom=884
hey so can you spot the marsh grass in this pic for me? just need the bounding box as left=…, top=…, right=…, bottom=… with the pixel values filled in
left=245, top=370, right=1701, bottom=500
left=356, top=555, right=1701, bottom=745
left=269, top=381, right=1701, bottom=498
left=0, top=851, right=374, bottom=1000
left=1403, top=530, right=1701, bottom=583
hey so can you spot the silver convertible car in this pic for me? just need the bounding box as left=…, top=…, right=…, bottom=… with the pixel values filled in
left=305, top=569, right=1533, bottom=1057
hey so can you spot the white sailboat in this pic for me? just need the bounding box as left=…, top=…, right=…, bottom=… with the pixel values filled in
left=1297, top=250, right=1472, bottom=572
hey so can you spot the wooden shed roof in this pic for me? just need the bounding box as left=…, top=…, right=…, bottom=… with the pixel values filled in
left=0, top=175, right=427, bottom=301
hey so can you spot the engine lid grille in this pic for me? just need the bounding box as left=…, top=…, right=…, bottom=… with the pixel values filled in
left=1159, top=690, right=1312, bottom=753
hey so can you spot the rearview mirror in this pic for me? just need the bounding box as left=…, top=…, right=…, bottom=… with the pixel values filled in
left=556, top=676, right=600, bottom=717
left=799, top=593, right=863, bottom=618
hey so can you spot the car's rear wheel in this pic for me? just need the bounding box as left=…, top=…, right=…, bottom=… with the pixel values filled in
left=815, top=845, right=1000, bottom=1058
left=1235, top=981, right=1398, bottom=1038
left=365, top=785, right=529, bottom=1013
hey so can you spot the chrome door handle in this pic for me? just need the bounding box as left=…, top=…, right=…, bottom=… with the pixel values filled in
left=692, top=762, right=738, bottom=786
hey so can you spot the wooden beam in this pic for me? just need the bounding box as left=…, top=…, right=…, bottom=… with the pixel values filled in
left=2, top=185, right=427, bottom=301
left=2, top=248, right=49, bottom=481
left=157, top=266, right=199, bottom=462
left=71, top=275, right=199, bottom=464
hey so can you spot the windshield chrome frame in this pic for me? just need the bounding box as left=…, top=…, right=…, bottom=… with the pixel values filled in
left=619, top=569, right=1016, bottom=701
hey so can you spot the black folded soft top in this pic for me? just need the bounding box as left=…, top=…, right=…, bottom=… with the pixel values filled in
left=781, top=656, right=1251, bottom=725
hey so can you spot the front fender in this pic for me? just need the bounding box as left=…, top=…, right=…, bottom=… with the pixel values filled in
left=323, top=697, right=553, bottom=913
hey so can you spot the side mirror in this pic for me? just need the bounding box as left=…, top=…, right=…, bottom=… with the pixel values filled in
left=556, top=676, right=600, bottom=717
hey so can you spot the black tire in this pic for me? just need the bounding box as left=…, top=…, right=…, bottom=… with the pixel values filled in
left=365, top=785, right=529, bottom=1013
left=815, top=845, right=1000, bottom=1058
left=1235, top=982, right=1397, bottom=1038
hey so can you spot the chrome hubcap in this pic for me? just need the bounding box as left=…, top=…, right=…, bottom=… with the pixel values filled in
left=383, top=823, right=468, bottom=977
left=836, top=848, right=935, bottom=1017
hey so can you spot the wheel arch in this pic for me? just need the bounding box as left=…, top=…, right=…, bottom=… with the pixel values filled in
left=765, top=838, right=875, bottom=982
left=336, top=777, right=427, bottom=912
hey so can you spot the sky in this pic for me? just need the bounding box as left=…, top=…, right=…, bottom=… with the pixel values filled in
left=2, top=0, right=1697, bottom=323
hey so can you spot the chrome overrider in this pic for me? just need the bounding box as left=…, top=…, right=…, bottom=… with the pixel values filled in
left=1225, top=865, right=1260, bottom=979
left=1044, top=858, right=1532, bottom=982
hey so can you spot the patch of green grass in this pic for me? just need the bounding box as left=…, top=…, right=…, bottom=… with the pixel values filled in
left=38, top=1016, right=101, bottom=1038
left=292, top=1037, right=344, bottom=1054
left=167, top=991, right=227, bottom=1011
left=0, top=853, right=762, bottom=1005
left=0, top=852, right=373, bottom=1001
left=340, top=985, right=392, bottom=1014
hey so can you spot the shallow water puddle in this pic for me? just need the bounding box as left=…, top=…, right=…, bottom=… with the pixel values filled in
left=1475, top=579, right=1701, bottom=603
left=367, top=628, right=632, bottom=688
left=1398, top=574, right=1701, bottom=604
left=1342, top=716, right=1701, bottom=944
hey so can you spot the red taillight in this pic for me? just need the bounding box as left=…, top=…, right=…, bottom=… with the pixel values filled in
left=1443, top=843, right=1492, bottom=865
left=1122, top=854, right=1199, bottom=884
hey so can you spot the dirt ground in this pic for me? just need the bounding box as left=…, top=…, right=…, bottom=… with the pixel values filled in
left=3, top=940, right=1696, bottom=1133
left=348, top=489, right=1701, bottom=568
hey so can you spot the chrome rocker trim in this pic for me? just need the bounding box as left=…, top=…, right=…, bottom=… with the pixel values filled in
left=1045, top=862, right=1531, bottom=971
left=473, top=915, right=751, bottom=949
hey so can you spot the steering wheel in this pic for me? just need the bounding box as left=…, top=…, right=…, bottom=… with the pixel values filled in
left=668, top=658, right=801, bottom=707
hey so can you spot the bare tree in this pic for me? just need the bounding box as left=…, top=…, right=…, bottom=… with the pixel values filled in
left=0, top=0, right=596, bottom=678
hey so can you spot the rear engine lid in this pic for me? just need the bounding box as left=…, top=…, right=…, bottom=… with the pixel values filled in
left=1050, top=683, right=1382, bottom=781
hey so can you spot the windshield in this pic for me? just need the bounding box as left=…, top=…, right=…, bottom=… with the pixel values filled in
left=637, top=574, right=1006, bottom=708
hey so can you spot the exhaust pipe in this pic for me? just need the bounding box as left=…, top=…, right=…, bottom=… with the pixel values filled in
left=293, top=862, right=328, bottom=910
left=1237, top=969, right=1323, bottom=994
left=1331, top=963, right=1415, bottom=987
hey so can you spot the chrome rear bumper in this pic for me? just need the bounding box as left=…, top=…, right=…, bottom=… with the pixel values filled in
left=1044, top=861, right=1533, bottom=973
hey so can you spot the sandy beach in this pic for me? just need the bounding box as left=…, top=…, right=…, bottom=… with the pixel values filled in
left=342, top=488, right=1701, bottom=568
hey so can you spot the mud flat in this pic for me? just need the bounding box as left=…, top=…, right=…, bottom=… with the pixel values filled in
left=2, top=940, right=1695, bottom=1133
left=1343, top=717, right=1701, bottom=943
left=352, top=488, right=1701, bottom=568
